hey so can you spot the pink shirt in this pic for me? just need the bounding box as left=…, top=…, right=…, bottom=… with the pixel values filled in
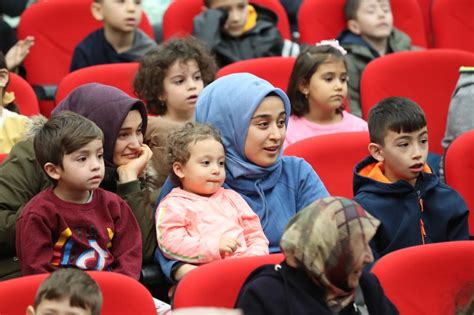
left=156, top=187, right=269, bottom=264
left=284, top=111, right=368, bottom=149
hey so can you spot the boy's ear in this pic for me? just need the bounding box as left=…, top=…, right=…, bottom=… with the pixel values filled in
left=91, top=2, right=104, bottom=22
left=368, top=142, right=384, bottom=162
left=26, top=305, right=35, bottom=315
left=347, top=19, right=361, bottom=35
left=172, top=162, right=185, bottom=180
left=44, top=162, right=62, bottom=181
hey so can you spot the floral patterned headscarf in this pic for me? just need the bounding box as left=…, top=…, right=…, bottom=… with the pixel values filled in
left=280, top=197, right=380, bottom=312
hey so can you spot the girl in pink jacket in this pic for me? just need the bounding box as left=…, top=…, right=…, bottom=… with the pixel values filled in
left=156, top=122, right=269, bottom=264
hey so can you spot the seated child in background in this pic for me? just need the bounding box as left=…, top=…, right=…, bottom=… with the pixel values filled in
left=337, top=0, right=412, bottom=117
left=440, top=67, right=474, bottom=181
left=284, top=40, right=368, bottom=149
left=134, top=36, right=217, bottom=187
left=27, top=268, right=102, bottom=315
left=16, top=111, right=142, bottom=279
left=193, top=0, right=299, bottom=67
left=70, top=0, right=157, bottom=72
left=156, top=122, right=269, bottom=264
left=0, top=51, right=28, bottom=154
left=353, top=97, right=469, bottom=261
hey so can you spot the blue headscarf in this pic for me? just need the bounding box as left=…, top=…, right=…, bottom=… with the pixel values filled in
left=195, top=73, right=291, bottom=225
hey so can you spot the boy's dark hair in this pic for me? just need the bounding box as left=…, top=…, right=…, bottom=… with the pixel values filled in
left=34, top=268, right=102, bottom=315
left=34, top=111, right=103, bottom=179
left=204, top=0, right=213, bottom=7
left=368, top=96, right=427, bottom=145
left=287, top=44, right=347, bottom=117
left=167, top=122, right=223, bottom=186
left=134, top=36, right=217, bottom=115
left=344, top=0, right=362, bottom=21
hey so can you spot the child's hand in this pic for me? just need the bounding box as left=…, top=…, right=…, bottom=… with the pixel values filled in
left=116, top=144, right=153, bottom=183
left=219, top=237, right=239, bottom=256
left=5, top=36, right=34, bottom=71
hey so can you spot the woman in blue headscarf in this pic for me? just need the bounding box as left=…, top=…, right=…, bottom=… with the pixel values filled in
left=156, top=73, right=329, bottom=281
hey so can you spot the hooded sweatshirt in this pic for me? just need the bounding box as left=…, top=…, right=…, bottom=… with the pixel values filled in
left=154, top=73, right=329, bottom=280
left=353, top=156, right=469, bottom=260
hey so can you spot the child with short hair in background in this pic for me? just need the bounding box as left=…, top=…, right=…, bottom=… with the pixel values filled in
left=285, top=40, right=368, bottom=149
left=337, top=0, right=412, bottom=116
left=156, top=122, right=269, bottom=264
left=70, top=0, right=157, bottom=71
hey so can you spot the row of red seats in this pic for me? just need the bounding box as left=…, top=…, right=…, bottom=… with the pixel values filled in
left=2, top=241, right=472, bottom=314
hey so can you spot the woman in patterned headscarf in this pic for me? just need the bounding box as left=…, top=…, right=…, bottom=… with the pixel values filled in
left=236, top=196, right=399, bottom=315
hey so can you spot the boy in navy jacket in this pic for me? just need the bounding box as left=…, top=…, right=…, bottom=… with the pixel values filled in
left=353, top=97, right=469, bottom=260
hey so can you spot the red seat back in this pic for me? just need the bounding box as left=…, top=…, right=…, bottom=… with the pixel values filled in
left=360, top=49, right=474, bottom=155
left=284, top=132, right=370, bottom=198
left=432, top=0, right=474, bottom=53
left=173, top=254, right=284, bottom=309
left=56, top=63, right=139, bottom=104
left=17, top=0, right=153, bottom=115
left=7, top=72, right=40, bottom=117
left=0, top=271, right=157, bottom=315
left=163, top=0, right=291, bottom=41
left=216, top=56, right=295, bottom=91
left=444, top=130, right=474, bottom=236
left=298, top=0, right=427, bottom=48
left=372, top=241, right=474, bottom=315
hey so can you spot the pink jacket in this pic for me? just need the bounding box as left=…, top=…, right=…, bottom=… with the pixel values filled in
left=156, top=187, right=269, bottom=264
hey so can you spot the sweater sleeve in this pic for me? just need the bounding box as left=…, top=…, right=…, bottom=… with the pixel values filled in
left=116, top=179, right=157, bottom=263
left=192, top=8, right=226, bottom=52
left=447, top=194, right=469, bottom=241
left=156, top=198, right=221, bottom=264
left=0, top=141, right=51, bottom=256
left=296, top=159, right=329, bottom=212
left=109, top=198, right=142, bottom=280
left=69, top=45, right=90, bottom=72
left=230, top=191, right=269, bottom=256
left=15, top=211, right=56, bottom=275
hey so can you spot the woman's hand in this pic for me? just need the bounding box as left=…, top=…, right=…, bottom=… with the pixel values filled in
left=116, top=144, right=153, bottom=183
left=5, top=36, right=34, bottom=71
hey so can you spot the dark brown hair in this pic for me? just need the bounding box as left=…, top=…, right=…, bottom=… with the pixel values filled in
left=34, top=269, right=102, bottom=315
left=134, top=36, right=217, bottom=115
left=287, top=45, right=347, bottom=117
left=34, top=111, right=104, bottom=180
left=368, top=96, right=427, bottom=145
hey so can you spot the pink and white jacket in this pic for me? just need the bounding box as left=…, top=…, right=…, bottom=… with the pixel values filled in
left=156, top=187, right=269, bottom=264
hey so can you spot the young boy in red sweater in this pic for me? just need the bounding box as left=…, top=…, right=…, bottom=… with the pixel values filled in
left=16, top=111, right=142, bottom=279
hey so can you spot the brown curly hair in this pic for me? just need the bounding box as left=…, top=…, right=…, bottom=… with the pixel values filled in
left=134, top=36, right=217, bottom=115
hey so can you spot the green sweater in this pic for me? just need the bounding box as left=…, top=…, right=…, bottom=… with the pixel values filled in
left=339, top=29, right=412, bottom=117
left=0, top=140, right=158, bottom=280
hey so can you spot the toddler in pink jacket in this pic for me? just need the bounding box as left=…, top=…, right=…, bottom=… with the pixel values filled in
left=156, top=122, right=269, bottom=264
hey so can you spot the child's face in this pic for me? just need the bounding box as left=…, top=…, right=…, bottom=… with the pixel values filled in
left=48, top=139, right=105, bottom=193
left=208, top=0, right=249, bottom=37
left=350, top=0, right=393, bottom=41
left=92, top=0, right=142, bottom=34
left=174, top=138, right=225, bottom=196
left=245, top=96, right=286, bottom=167
left=160, top=59, right=204, bottom=120
left=113, top=110, right=144, bottom=166
left=372, top=127, right=428, bottom=186
left=300, top=57, right=348, bottom=115
left=27, top=297, right=92, bottom=315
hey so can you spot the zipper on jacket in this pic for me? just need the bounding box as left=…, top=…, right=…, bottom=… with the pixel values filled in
left=417, top=190, right=426, bottom=244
